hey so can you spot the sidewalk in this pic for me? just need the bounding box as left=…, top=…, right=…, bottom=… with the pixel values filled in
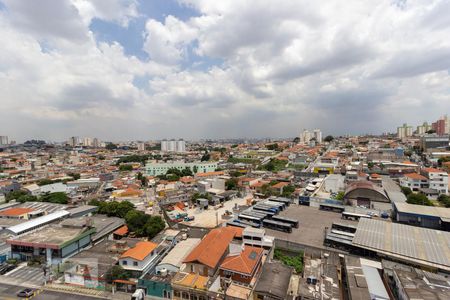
left=43, top=283, right=111, bottom=299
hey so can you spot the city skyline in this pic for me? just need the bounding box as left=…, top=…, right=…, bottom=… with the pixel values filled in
left=1, top=0, right=450, bottom=141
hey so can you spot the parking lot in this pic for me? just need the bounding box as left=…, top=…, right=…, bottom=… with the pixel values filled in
left=182, top=197, right=248, bottom=228
left=264, top=205, right=358, bottom=250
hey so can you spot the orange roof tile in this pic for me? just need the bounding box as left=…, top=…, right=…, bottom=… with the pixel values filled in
left=183, top=227, right=242, bottom=268
left=113, top=225, right=128, bottom=236
left=196, top=171, right=225, bottom=177
left=0, top=207, right=34, bottom=216
left=120, top=241, right=158, bottom=261
left=423, top=167, right=444, bottom=173
left=272, top=182, right=289, bottom=189
left=220, top=246, right=263, bottom=275
left=404, top=173, right=427, bottom=180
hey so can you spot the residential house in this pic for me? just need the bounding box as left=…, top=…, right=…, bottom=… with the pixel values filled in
left=399, top=173, right=428, bottom=192
left=219, top=245, right=264, bottom=285
left=420, top=168, right=448, bottom=194
left=119, top=241, right=159, bottom=276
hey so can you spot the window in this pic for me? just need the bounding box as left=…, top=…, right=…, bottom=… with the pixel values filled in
left=133, top=261, right=138, bottom=266
left=122, top=260, right=127, bottom=265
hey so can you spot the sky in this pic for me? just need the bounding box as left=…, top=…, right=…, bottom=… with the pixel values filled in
left=0, top=0, right=450, bottom=142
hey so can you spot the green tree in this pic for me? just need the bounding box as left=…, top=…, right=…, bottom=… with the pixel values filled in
left=281, top=185, right=295, bottom=197
left=5, top=190, right=28, bottom=202
left=201, top=153, right=210, bottom=162
left=334, top=191, right=345, bottom=201
left=125, top=210, right=150, bottom=236
left=105, top=143, right=117, bottom=150
left=119, top=164, right=133, bottom=171
left=266, top=143, right=279, bottom=151
left=293, top=137, right=300, bottom=143
left=116, top=201, right=135, bottom=218
left=17, top=194, right=38, bottom=203
left=144, top=216, right=165, bottom=238
left=401, top=186, right=412, bottom=196
left=67, top=173, right=81, bottom=180
left=105, top=265, right=130, bottom=282
left=437, top=194, right=450, bottom=208
left=324, top=135, right=334, bottom=142
left=225, top=178, right=238, bottom=190
left=406, top=193, right=433, bottom=206
left=40, top=192, right=69, bottom=204
left=193, top=165, right=198, bottom=173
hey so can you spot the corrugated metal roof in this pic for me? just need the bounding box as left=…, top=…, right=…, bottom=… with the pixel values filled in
left=353, top=219, right=450, bottom=271
left=6, top=210, right=70, bottom=235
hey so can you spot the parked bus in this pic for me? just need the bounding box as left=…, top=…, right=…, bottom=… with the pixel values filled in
left=331, top=222, right=357, bottom=233
left=271, top=215, right=299, bottom=228
left=319, top=203, right=345, bottom=213
left=262, top=219, right=292, bottom=233
left=238, top=214, right=263, bottom=225
left=227, top=220, right=246, bottom=229
left=251, top=207, right=276, bottom=217
left=341, top=211, right=372, bottom=221
left=253, top=205, right=278, bottom=214
left=268, top=197, right=291, bottom=206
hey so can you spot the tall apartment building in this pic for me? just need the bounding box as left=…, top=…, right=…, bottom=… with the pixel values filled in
left=313, top=129, right=322, bottom=143
left=137, top=142, right=145, bottom=151
left=83, top=137, right=93, bottom=147
left=0, top=136, right=9, bottom=145
left=68, top=136, right=80, bottom=147
left=161, top=139, right=168, bottom=152
left=416, top=122, right=432, bottom=135
left=92, top=138, right=100, bottom=148
left=160, top=139, right=185, bottom=152
left=397, top=123, right=413, bottom=139
left=300, top=130, right=311, bottom=144
left=176, top=139, right=186, bottom=152
left=432, top=115, right=449, bottom=136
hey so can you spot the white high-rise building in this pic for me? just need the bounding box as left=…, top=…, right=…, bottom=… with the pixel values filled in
left=83, top=137, right=93, bottom=147
left=0, top=136, right=9, bottom=145
left=68, top=136, right=80, bottom=147
left=397, top=123, right=413, bottom=139
left=313, top=129, right=322, bottom=143
left=416, top=122, right=432, bottom=135
left=137, top=142, right=145, bottom=151
left=168, top=139, right=177, bottom=152
left=92, top=138, right=100, bottom=148
left=300, top=130, right=312, bottom=144
left=161, top=139, right=168, bottom=152
left=176, top=139, right=186, bottom=152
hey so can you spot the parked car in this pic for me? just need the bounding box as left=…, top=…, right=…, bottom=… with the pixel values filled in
left=17, top=289, right=35, bottom=298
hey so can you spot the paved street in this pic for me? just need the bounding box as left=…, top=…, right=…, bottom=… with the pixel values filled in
left=0, top=283, right=102, bottom=300
left=3, top=266, right=44, bottom=285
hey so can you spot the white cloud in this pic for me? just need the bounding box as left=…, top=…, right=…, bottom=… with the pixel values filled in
left=1, top=0, right=450, bottom=141
left=143, top=15, right=198, bottom=65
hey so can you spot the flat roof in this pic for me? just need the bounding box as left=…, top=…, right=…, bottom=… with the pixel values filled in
left=6, top=210, right=70, bottom=235
left=394, top=202, right=450, bottom=221
left=157, top=238, right=201, bottom=269
left=352, top=219, right=450, bottom=271
left=7, top=225, right=89, bottom=249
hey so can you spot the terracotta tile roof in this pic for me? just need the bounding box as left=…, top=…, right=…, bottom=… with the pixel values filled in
left=113, top=225, right=128, bottom=236
left=220, top=246, right=263, bottom=275
left=272, top=182, right=289, bottom=189
left=174, top=273, right=209, bottom=290
left=0, top=207, right=34, bottom=216
left=423, top=167, right=444, bottom=173
left=196, top=171, right=225, bottom=177
left=120, top=241, right=158, bottom=261
left=183, top=227, right=242, bottom=268
left=404, top=173, right=427, bottom=180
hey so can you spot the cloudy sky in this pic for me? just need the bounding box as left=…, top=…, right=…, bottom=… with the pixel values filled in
left=1, top=0, right=449, bottom=142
